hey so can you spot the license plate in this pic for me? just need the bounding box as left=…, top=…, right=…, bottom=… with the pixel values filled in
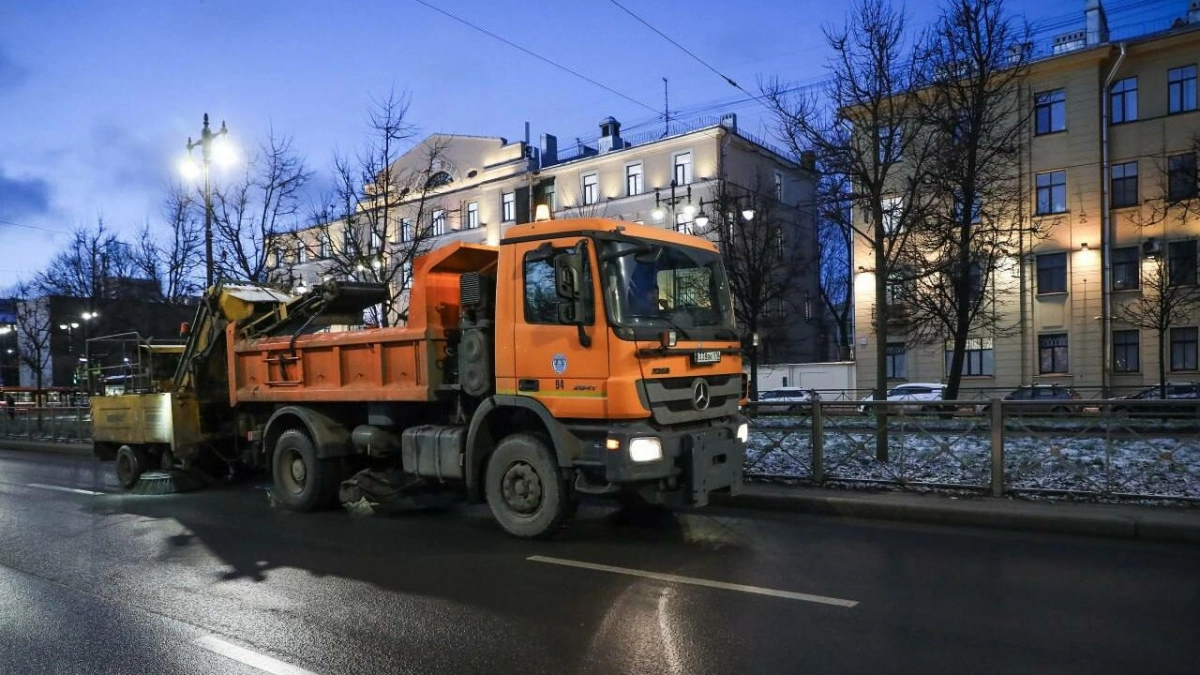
left=693, top=350, right=721, bottom=365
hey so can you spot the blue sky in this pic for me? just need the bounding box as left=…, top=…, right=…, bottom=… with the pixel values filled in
left=0, top=0, right=1185, bottom=288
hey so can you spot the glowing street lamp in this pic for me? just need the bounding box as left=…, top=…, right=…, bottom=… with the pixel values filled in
left=183, top=114, right=234, bottom=289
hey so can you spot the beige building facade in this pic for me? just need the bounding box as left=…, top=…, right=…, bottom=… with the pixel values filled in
left=271, top=114, right=824, bottom=363
left=854, top=1, right=1200, bottom=397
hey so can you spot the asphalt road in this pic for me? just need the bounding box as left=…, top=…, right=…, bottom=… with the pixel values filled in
left=1, top=448, right=1197, bottom=675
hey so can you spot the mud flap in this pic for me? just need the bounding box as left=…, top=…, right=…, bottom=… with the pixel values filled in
left=684, top=434, right=743, bottom=507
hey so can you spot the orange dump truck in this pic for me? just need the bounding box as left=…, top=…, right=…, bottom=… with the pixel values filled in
left=91, top=217, right=747, bottom=537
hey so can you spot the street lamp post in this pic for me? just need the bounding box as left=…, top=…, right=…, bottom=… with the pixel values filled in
left=185, top=114, right=229, bottom=289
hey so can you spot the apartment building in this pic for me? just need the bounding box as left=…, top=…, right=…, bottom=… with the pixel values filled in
left=854, top=0, right=1200, bottom=396
left=271, top=114, right=823, bottom=364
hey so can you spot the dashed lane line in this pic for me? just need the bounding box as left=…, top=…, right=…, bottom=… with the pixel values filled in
left=195, top=636, right=324, bottom=675
left=26, top=483, right=105, bottom=496
left=527, top=555, right=859, bottom=608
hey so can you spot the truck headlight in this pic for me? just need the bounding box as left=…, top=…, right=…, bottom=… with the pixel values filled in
left=628, top=437, right=663, bottom=463
left=736, top=423, right=749, bottom=443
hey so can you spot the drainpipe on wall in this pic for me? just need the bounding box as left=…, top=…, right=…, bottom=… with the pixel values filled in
left=1100, top=42, right=1127, bottom=398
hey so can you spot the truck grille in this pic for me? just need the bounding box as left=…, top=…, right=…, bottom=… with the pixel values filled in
left=642, top=375, right=741, bottom=425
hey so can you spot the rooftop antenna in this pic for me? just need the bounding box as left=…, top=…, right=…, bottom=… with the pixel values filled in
left=662, top=77, right=670, bottom=138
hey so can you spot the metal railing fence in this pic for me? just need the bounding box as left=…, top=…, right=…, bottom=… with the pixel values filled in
left=0, top=407, right=92, bottom=443
left=745, top=399, right=1200, bottom=503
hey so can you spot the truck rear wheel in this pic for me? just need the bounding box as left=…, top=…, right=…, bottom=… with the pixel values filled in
left=115, top=445, right=150, bottom=490
left=272, top=429, right=340, bottom=511
left=485, top=433, right=573, bottom=539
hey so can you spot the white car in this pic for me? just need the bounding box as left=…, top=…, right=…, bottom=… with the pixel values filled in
left=858, top=383, right=945, bottom=414
left=754, top=387, right=815, bottom=413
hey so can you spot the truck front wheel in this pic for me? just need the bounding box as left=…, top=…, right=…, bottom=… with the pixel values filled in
left=272, top=429, right=340, bottom=511
left=485, top=433, right=573, bottom=538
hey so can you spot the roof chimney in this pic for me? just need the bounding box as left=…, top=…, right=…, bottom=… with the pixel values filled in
left=540, top=133, right=558, bottom=166
left=1190, top=0, right=1200, bottom=24
left=597, top=116, right=625, bottom=153
left=1085, top=0, right=1109, bottom=45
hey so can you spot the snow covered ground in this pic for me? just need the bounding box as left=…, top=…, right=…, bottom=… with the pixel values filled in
left=745, top=411, right=1200, bottom=503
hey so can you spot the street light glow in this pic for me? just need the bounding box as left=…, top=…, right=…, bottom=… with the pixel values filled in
left=180, top=156, right=201, bottom=181
left=211, top=135, right=237, bottom=167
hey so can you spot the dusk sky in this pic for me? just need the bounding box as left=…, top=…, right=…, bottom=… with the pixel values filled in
left=0, top=0, right=1184, bottom=288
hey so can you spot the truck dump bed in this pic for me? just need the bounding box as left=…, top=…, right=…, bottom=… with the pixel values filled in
left=228, top=241, right=497, bottom=406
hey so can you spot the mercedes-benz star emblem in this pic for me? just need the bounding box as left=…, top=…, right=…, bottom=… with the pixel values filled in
left=692, top=379, right=710, bottom=411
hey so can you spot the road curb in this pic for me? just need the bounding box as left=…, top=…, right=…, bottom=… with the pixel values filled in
left=719, top=486, right=1200, bottom=545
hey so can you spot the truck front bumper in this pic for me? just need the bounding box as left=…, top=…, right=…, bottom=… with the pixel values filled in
left=601, top=417, right=746, bottom=506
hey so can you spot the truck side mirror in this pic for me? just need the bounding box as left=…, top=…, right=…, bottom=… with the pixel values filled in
left=553, top=249, right=592, bottom=347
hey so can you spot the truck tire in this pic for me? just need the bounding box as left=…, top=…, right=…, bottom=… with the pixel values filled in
left=272, top=429, right=340, bottom=511
left=485, top=433, right=573, bottom=539
left=115, top=445, right=149, bottom=490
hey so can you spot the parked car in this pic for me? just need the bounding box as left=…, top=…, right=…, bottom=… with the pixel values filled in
left=754, top=387, right=815, bottom=413
left=1110, top=382, right=1200, bottom=416
left=858, top=383, right=945, bottom=414
left=976, top=384, right=1082, bottom=415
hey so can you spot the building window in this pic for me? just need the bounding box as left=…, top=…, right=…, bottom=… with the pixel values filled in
left=1110, top=77, right=1137, bottom=124
left=1168, top=65, right=1197, bottom=114
left=881, top=196, right=904, bottom=234
left=673, top=151, right=693, bottom=186
left=1034, top=89, right=1066, bottom=135
left=502, top=192, right=515, bottom=222
left=296, top=242, right=308, bottom=264
left=1112, top=246, right=1140, bottom=290
left=1039, top=333, right=1068, bottom=374
left=1035, top=170, right=1067, bottom=214
left=1168, top=240, right=1197, bottom=286
left=1113, top=329, right=1139, bottom=373
left=1110, top=161, right=1138, bottom=208
left=1168, top=153, right=1198, bottom=202
left=466, top=202, right=479, bottom=229
left=319, top=232, right=331, bottom=258
left=1036, top=252, right=1067, bottom=294
left=582, top=173, right=599, bottom=206
left=774, top=171, right=783, bottom=201
left=1171, top=327, right=1199, bottom=371
left=625, top=164, right=643, bottom=196
left=886, top=342, right=906, bottom=379
left=946, top=338, right=994, bottom=377
left=432, top=209, right=446, bottom=236
left=399, top=218, right=413, bottom=243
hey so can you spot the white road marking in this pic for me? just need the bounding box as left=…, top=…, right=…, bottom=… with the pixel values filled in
left=195, top=636, right=323, bottom=675
left=26, top=483, right=105, bottom=496
left=527, top=555, right=858, bottom=608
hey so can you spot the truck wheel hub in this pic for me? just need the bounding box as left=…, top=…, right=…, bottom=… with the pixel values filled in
left=501, top=462, right=542, bottom=514
left=289, top=456, right=307, bottom=485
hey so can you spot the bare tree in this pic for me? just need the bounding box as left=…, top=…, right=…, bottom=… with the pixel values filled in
left=300, top=93, right=452, bottom=327
left=766, top=0, right=936, bottom=460
left=1118, top=257, right=1200, bottom=398
left=708, top=177, right=810, bottom=398
left=210, top=129, right=311, bottom=284
left=131, top=185, right=204, bottom=304
left=34, top=220, right=134, bottom=301
left=904, top=0, right=1032, bottom=399
left=11, top=282, right=52, bottom=418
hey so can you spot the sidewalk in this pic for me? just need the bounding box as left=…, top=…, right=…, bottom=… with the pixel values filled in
left=722, top=483, right=1200, bottom=545
left=5, top=439, right=1198, bottom=544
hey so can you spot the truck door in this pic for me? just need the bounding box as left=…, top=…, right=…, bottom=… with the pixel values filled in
left=510, top=237, right=609, bottom=418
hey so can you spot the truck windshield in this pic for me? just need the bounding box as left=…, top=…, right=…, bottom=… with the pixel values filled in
left=597, top=238, right=736, bottom=340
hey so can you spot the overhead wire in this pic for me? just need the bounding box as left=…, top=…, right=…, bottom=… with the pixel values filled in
left=409, top=0, right=659, bottom=114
